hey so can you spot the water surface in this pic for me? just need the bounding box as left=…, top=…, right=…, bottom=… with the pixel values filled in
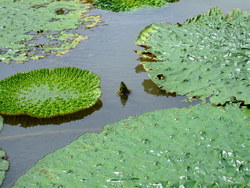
left=0, top=0, right=250, bottom=187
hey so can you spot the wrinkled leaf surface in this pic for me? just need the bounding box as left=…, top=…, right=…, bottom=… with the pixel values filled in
left=13, top=104, right=250, bottom=187
left=0, top=0, right=100, bottom=63
left=136, top=8, right=250, bottom=105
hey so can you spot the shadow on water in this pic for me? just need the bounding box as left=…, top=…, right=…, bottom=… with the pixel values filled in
left=119, top=95, right=128, bottom=106
left=2, top=100, right=103, bottom=127
left=142, top=79, right=177, bottom=97
left=135, top=64, right=146, bottom=73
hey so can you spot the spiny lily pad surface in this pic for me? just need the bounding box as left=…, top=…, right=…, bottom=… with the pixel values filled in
left=0, top=67, right=101, bottom=118
left=13, top=104, right=250, bottom=187
left=136, top=8, right=250, bottom=105
left=93, top=0, right=178, bottom=12
left=0, top=0, right=100, bottom=64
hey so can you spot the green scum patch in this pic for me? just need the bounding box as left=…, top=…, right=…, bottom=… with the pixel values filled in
left=136, top=8, right=250, bottom=105
left=0, top=67, right=101, bottom=118
left=13, top=104, right=250, bottom=187
left=0, top=0, right=101, bottom=64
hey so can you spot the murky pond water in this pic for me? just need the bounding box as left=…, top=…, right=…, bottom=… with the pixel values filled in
left=0, top=0, right=249, bottom=187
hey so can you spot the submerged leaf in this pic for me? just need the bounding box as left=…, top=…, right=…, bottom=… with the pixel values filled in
left=0, top=67, right=101, bottom=118
left=93, top=0, right=179, bottom=12
left=0, top=0, right=101, bottom=64
left=13, top=104, right=250, bottom=187
left=136, top=8, right=250, bottom=105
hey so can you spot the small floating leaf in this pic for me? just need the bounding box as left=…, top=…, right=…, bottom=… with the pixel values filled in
left=0, top=67, right=101, bottom=118
left=13, top=104, right=250, bottom=187
left=93, top=0, right=179, bottom=12
left=136, top=8, right=250, bottom=105
left=0, top=0, right=101, bottom=64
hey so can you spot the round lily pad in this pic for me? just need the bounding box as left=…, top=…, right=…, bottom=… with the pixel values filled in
left=136, top=8, right=250, bottom=105
left=93, top=0, right=178, bottom=12
left=12, top=104, right=250, bottom=187
left=0, top=67, right=101, bottom=118
left=0, top=0, right=101, bottom=64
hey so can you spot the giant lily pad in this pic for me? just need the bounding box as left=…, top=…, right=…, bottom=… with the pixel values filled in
left=136, top=8, right=250, bottom=105
left=13, top=104, right=250, bottom=187
left=0, top=116, right=9, bottom=186
left=93, top=0, right=178, bottom=12
left=0, top=149, right=9, bottom=187
left=0, top=67, right=101, bottom=118
left=0, top=0, right=101, bottom=64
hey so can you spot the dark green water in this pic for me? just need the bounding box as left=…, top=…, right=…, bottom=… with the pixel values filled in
left=0, top=0, right=249, bottom=187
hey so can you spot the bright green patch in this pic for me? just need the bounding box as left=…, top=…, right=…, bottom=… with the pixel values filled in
left=0, top=0, right=100, bottom=64
left=0, top=149, right=9, bottom=187
left=0, top=67, right=101, bottom=118
left=93, top=0, right=178, bottom=12
left=13, top=104, right=250, bottom=187
left=136, top=8, right=250, bottom=105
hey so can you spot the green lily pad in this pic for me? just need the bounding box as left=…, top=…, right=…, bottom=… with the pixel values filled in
left=93, top=0, right=178, bottom=12
left=0, top=67, right=101, bottom=118
left=0, top=0, right=100, bottom=64
left=0, top=116, right=9, bottom=187
left=0, top=149, right=9, bottom=187
left=136, top=8, right=250, bottom=105
left=13, top=104, right=250, bottom=187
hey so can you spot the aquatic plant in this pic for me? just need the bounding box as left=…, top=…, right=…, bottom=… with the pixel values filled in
left=0, top=0, right=101, bottom=64
left=136, top=8, right=250, bottom=105
left=0, top=67, right=101, bottom=118
left=0, top=149, right=9, bottom=187
left=93, top=0, right=178, bottom=12
left=13, top=104, right=250, bottom=187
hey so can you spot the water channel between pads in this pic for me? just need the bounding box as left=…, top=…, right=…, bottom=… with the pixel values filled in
left=0, top=0, right=250, bottom=187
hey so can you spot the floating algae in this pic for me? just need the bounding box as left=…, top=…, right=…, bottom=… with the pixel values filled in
left=0, top=67, right=101, bottom=118
left=136, top=8, right=250, bottom=105
left=0, top=0, right=101, bottom=63
left=13, top=104, right=250, bottom=187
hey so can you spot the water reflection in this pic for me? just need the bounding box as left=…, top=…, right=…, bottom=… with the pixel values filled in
left=135, top=64, right=146, bottom=73
left=119, top=95, right=128, bottom=106
left=2, top=100, right=102, bottom=127
left=142, top=79, right=177, bottom=97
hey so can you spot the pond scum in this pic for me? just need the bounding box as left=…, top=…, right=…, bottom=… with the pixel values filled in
left=0, top=3, right=249, bottom=188
left=0, top=0, right=101, bottom=64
